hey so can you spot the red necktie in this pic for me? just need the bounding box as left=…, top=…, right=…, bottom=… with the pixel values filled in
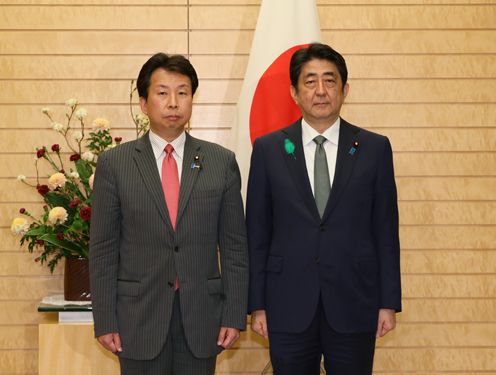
left=162, top=144, right=180, bottom=290
left=162, top=144, right=179, bottom=230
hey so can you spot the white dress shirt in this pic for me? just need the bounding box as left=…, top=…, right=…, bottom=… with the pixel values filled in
left=301, top=117, right=340, bottom=196
left=149, top=130, right=186, bottom=182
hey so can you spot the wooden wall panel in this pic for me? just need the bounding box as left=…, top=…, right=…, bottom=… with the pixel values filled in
left=0, top=31, right=188, bottom=54
left=401, top=299, right=496, bottom=322
left=402, top=249, right=496, bottom=273
left=3, top=54, right=494, bottom=80
left=3, top=103, right=494, bottom=130
left=0, top=1, right=494, bottom=374
left=189, top=30, right=496, bottom=54
left=396, top=177, right=496, bottom=200
left=2, top=78, right=494, bottom=106
left=0, top=351, right=37, bottom=373
left=400, top=226, right=496, bottom=250
left=0, top=6, right=186, bottom=29
left=0, top=326, right=38, bottom=350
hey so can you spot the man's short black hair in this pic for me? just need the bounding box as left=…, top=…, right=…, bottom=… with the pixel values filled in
left=290, top=43, right=348, bottom=92
left=137, top=53, right=199, bottom=99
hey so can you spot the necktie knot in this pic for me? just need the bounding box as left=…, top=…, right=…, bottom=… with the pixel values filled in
left=314, top=135, right=327, bottom=146
left=165, top=144, right=174, bottom=156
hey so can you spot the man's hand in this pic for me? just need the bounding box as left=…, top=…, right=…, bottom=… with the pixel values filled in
left=217, top=327, right=240, bottom=349
left=376, top=308, right=396, bottom=338
left=97, top=332, right=123, bottom=353
left=251, top=309, right=268, bottom=339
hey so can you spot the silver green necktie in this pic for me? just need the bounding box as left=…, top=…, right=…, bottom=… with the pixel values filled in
left=314, top=135, right=331, bottom=217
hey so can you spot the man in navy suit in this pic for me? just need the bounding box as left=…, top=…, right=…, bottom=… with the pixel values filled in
left=246, top=43, right=401, bottom=374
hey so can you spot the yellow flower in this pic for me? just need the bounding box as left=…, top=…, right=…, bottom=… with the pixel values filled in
left=11, top=217, right=29, bottom=235
left=92, top=118, right=110, bottom=132
left=48, top=172, right=67, bottom=190
left=48, top=207, right=68, bottom=224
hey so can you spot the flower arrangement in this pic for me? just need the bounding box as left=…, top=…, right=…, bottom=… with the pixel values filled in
left=11, top=93, right=149, bottom=273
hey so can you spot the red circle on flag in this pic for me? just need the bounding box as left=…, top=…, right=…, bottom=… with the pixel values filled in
left=249, top=44, right=308, bottom=143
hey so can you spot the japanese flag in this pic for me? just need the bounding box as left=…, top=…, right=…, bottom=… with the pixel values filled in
left=233, top=0, right=321, bottom=191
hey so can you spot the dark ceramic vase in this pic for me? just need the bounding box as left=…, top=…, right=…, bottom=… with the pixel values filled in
left=64, top=257, right=91, bottom=301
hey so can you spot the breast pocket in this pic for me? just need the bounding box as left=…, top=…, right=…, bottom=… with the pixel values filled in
left=191, top=187, right=222, bottom=199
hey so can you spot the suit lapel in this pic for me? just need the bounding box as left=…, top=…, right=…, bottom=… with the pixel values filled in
left=133, top=133, right=172, bottom=228
left=176, top=133, right=202, bottom=226
left=281, top=120, right=321, bottom=221
left=322, top=119, right=361, bottom=221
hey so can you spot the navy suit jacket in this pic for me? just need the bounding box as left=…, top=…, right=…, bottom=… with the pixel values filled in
left=246, top=118, right=401, bottom=334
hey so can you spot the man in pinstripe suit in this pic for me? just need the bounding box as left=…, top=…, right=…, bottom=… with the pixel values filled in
left=89, top=53, right=249, bottom=375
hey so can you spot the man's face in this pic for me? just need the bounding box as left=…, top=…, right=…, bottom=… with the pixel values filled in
left=290, top=58, right=349, bottom=129
left=139, top=68, right=193, bottom=141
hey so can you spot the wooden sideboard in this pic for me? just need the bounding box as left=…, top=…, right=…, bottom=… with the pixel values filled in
left=39, top=315, right=120, bottom=375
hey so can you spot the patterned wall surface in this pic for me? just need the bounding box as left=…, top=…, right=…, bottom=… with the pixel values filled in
left=0, top=0, right=495, bottom=373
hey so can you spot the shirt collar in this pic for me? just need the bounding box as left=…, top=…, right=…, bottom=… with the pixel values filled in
left=149, top=130, right=186, bottom=161
left=301, top=117, right=340, bottom=147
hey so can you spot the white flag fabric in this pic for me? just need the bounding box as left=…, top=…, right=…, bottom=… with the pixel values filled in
left=233, top=0, right=321, bottom=192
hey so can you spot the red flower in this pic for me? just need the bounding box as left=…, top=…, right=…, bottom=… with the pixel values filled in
left=114, top=137, right=122, bottom=143
left=37, top=184, right=49, bottom=196
left=69, top=198, right=81, bottom=209
left=80, top=206, right=92, bottom=221
left=70, top=154, right=81, bottom=161
left=36, top=240, right=44, bottom=246
left=51, top=144, right=60, bottom=152
left=56, top=232, right=64, bottom=241
left=36, top=148, right=46, bottom=158
left=19, top=208, right=26, bottom=214
left=59, top=169, right=65, bottom=174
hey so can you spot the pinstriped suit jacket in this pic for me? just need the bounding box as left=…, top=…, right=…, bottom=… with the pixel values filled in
left=89, top=131, right=249, bottom=360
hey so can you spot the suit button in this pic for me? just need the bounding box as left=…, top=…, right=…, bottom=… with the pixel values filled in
left=168, top=281, right=174, bottom=288
left=174, top=246, right=179, bottom=252
left=320, top=225, right=325, bottom=232
left=316, top=257, right=320, bottom=264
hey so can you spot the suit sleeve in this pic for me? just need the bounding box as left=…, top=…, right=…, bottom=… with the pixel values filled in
left=373, top=137, right=402, bottom=312
left=89, top=153, right=121, bottom=336
left=217, top=151, right=249, bottom=330
left=246, top=138, right=273, bottom=313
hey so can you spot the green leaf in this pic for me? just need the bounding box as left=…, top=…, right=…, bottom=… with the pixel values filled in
left=75, top=159, right=93, bottom=181
left=25, top=227, right=49, bottom=236
left=39, top=234, right=88, bottom=258
left=44, top=192, right=71, bottom=209
left=71, top=219, right=84, bottom=231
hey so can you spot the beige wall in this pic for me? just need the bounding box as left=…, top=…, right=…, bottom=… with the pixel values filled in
left=1, top=0, right=495, bottom=374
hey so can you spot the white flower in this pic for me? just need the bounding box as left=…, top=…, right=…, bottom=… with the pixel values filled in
left=51, top=122, right=66, bottom=133
left=17, top=175, right=26, bottom=182
left=11, top=217, right=30, bottom=235
left=65, top=98, right=78, bottom=107
left=89, top=174, right=95, bottom=189
left=92, top=118, right=110, bottom=132
left=48, top=172, right=67, bottom=190
left=48, top=207, right=68, bottom=225
left=135, top=113, right=150, bottom=127
left=75, top=108, right=88, bottom=120
left=72, top=131, right=83, bottom=141
left=69, top=171, right=79, bottom=179
left=81, top=151, right=95, bottom=162
left=107, top=143, right=116, bottom=149
left=41, top=107, right=50, bottom=114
